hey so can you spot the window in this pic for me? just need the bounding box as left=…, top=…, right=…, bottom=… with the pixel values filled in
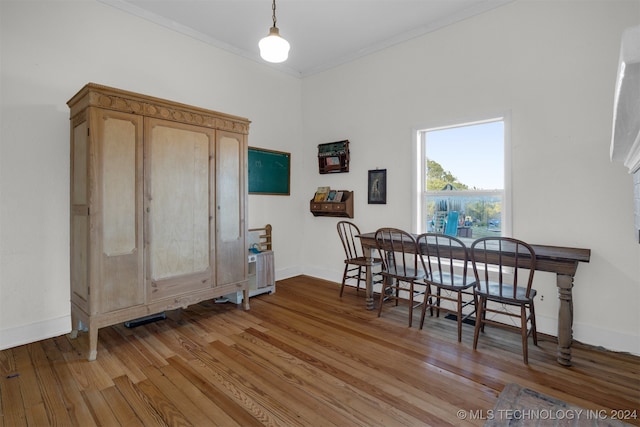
left=414, top=117, right=510, bottom=238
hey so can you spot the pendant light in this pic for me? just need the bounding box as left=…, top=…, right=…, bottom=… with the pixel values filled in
left=259, top=0, right=290, bottom=63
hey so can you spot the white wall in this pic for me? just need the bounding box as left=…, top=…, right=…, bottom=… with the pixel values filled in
left=301, top=0, right=640, bottom=355
left=2, top=0, right=639, bottom=356
left=0, top=0, right=303, bottom=349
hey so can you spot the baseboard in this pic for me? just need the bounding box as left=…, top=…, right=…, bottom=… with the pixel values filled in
left=303, top=266, right=342, bottom=284
left=531, top=314, right=639, bottom=356
left=0, top=315, right=71, bottom=351
left=305, top=270, right=640, bottom=357
left=4, top=273, right=636, bottom=357
left=573, top=321, right=640, bottom=356
left=0, top=268, right=301, bottom=352
left=277, top=266, right=303, bottom=281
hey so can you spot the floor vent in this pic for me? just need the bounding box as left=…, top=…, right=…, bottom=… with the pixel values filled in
left=124, top=312, right=167, bottom=328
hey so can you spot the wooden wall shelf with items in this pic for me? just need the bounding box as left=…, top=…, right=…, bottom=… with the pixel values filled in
left=68, top=83, right=250, bottom=360
left=318, top=140, right=349, bottom=174
left=310, top=189, right=354, bottom=218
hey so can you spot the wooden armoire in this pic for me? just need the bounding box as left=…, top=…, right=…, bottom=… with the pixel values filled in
left=68, top=84, right=250, bottom=360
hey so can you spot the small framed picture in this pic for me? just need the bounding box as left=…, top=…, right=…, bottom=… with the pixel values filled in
left=368, top=169, right=387, bottom=204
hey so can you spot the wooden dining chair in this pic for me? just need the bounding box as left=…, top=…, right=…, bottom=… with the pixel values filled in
left=416, top=233, right=476, bottom=342
left=470, top=237, right=537, bottom=364
left=336, top=221, right=382, bottom=297
left=374, top=228, right=427, bottom=327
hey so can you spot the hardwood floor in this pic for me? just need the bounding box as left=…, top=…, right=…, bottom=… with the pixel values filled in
left=1, top=275, right=638, bottom=426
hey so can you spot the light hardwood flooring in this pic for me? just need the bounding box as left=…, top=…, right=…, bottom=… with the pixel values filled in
left=1, top=275, right=638, bottom=426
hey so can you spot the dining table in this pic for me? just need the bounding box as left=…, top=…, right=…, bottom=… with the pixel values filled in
left=356, top=232, right=591, bottom=366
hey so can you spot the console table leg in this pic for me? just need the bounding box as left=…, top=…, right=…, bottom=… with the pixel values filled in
left=363, top=246, right=375, bottom=311
left=557, top=273, right=574, bottom=366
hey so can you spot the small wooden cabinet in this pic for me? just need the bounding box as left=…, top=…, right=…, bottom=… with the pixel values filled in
left=68, top=83, right=250, bottom=360
left=310, top=191, right=354, bottom=218
left=248, top=251, right=275, bottom=295
left=318, top=140, right=349, bottom=174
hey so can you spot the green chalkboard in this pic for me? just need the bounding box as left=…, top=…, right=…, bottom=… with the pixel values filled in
left=248, top=147, right=291, bottom=195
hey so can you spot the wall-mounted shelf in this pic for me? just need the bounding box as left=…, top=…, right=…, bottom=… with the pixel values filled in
left=318, top=140, right=349, bottom=174
left=310, top=190, right=354, bottom=218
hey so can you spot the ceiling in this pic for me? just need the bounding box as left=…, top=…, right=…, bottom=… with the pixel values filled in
left=99, top=0, right=513, bottom=77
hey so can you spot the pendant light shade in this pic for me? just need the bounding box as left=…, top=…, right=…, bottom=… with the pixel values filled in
left=259, top=0, right=289, bottom=63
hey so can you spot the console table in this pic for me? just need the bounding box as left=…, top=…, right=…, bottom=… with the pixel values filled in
left=357, top=232, right=591, bottom=366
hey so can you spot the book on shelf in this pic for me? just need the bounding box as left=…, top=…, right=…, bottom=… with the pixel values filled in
left=325, top=156, right=340, bottom=166
left=313, top=186, right=330, bottom=202
left=333, top=191, right=344, bottom=202
left=327, top=190, right=337, bottom=201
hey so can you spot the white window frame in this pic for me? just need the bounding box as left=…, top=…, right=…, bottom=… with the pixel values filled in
left=411, top=113, right=512, bottom=237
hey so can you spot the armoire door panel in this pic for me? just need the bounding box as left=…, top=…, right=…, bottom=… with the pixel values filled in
left=216, top=131, right=246, bottom=286
left=102, top=117, right=137, bottom=256
left=218, top=135, right=241, bottom=241
left=72, top=122, right=88, bottom=206
left=149, top=271, right=212, bottom=301
left=71, top=209, right=89, bottom=307
left=70, top=119, right=89, bottom=311
left=145, top=118, right=215, bottom=299
left=93, top=109, right=144, bottom=313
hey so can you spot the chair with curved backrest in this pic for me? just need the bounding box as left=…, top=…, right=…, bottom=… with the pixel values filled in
left=416, top=233, right=476, bottom=342
left=337, top=221, right=382, bottom=297
left=470, top=237, right=537, bottom=364
left=443, top=211, right=459, bottom=237
left=374, top=228, right=427, bottom=327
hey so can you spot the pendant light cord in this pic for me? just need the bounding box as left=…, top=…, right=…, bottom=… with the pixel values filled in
left=271, top=0, right=277, bottom=28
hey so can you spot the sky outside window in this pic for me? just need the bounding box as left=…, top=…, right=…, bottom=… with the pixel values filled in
left=426, top=120, right=504, bottom=190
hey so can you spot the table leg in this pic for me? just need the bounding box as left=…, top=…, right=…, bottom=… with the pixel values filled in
left=556, top=273, right=574, bottom=366
left=363, top=246, right=375, bottom=311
